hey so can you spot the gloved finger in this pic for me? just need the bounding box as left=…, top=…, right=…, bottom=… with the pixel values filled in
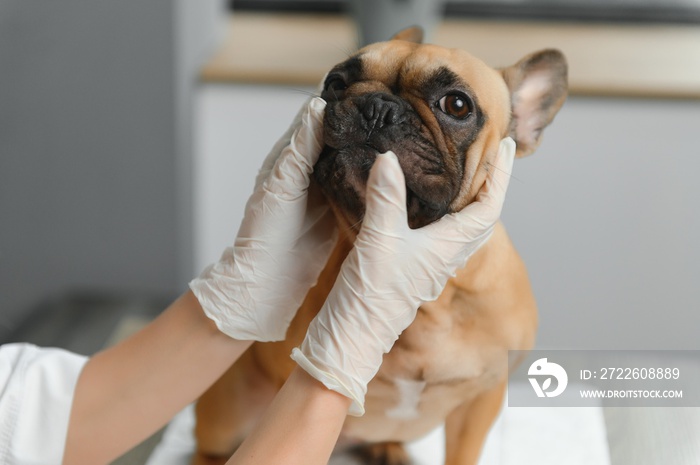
left=265, top=97, right=327, bottom=197
left=447, top=137, right=516, bottom=232
left=360, top=151, right=408, bottom=235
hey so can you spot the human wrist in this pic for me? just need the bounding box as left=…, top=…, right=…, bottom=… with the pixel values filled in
left=290, top=346, right=366, bottom=416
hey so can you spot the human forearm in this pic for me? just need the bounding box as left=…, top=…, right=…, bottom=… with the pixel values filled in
left=64, top=291, right=251, bottom=464
left=227, top=366, right=351, bottom=465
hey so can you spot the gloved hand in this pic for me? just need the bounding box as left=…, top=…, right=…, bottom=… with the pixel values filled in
left=190, top=97, right=338, bottom=342
left=291, top=137, right=516, bottom=415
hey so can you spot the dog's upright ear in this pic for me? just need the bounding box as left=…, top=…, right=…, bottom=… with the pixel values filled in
left=391, top=26, right=424, bottom=44
left=502, top=49, right=568, bottom=157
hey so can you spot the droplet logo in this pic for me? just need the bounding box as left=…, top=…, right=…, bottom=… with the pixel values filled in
left=528, top=358, right=568, bottom=398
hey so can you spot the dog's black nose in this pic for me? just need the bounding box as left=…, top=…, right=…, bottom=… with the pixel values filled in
left=362, top=93, right=405, bottom=129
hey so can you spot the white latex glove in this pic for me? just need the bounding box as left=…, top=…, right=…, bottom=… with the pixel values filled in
left=291, top=137, right=517, bottom=415
left=190, top=97, right=338, bottom=342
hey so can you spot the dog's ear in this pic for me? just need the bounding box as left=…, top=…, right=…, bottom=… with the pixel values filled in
left=391, top=26, right=424, bottom=44
left=502, top=49, right=568, bottom=157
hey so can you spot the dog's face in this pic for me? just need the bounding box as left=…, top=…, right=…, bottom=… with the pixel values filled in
left=314, top=27, right=568, bottom=231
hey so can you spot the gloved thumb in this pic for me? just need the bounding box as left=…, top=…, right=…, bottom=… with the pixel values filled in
left=361, top=151, right=408, bottom=234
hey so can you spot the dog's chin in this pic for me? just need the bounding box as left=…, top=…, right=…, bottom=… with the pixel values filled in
left=313, top=145, right=448, bottom=233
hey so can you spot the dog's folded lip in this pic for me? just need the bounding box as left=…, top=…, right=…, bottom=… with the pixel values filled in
left=317, top=144, right=336, bottom=161
left=406, top=189, right=444, bottom=213
left=364, top=141, right=445, bottom=176
left=363, top=141, right=380, bottom=153
left=315, top=143, right=449, bottom=228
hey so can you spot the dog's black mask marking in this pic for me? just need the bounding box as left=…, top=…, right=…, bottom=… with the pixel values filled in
left=314, top=57, right=485, bottom=230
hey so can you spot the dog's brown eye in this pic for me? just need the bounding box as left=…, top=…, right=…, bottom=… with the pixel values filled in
left=438, top=93, right=471, bottom=119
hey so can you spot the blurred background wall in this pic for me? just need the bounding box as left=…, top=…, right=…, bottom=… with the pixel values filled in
left=0, top=1, right=224, bottom=341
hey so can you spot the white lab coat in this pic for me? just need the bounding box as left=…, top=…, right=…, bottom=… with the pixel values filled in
left=0, top=343, right=87, bottom=465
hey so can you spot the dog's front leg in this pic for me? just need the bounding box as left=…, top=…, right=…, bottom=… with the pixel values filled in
left=193, top=350, right=278, bottom=465
left=444, top=380, right=506, bottom=465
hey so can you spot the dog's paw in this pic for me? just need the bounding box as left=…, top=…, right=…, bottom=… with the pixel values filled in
left=351, top=441, right=412, bottom=465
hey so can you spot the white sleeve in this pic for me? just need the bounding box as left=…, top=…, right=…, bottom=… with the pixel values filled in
left=0, top=343, right=88, bottom=465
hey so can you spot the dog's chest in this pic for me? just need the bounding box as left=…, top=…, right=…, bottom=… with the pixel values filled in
left=341, top=301, right=513, bottom=442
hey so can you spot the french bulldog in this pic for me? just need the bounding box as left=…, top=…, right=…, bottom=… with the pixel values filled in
left=193, top=27, right=567, bottom=465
